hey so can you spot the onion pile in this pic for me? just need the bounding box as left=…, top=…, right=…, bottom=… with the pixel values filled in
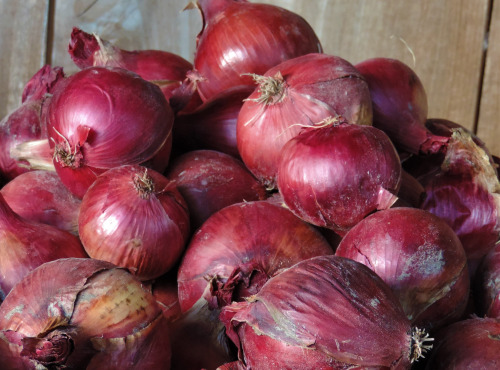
left=2, top=0, right=500, bottom=368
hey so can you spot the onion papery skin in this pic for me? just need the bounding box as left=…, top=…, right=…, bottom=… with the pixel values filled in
left=237, top=53, right=373, bottom=189
left=78, top=164, right=190, bottom=281
left=46, top=66, right=173, bottom=198
left=277, top=121, right=401, bottom=235
left=355, top=57, right=448, bottom=155
left=172, top=85, right=254, bottom=159
left=424, top=317, right=500, bottom=369
left=174, top=200, right=333, bottom=369
left=166, top=149, right=268, bottom=231
left=0, top=193, right=87, bottom=301
left=474, top=243, right=500, bottom=318
left=220, top=255, right=425, bottom=369
left=191, top=0, right=322, bottom=102
left=1, top=170, right=81, bottom=235
left=0, top=257, right=172, bottom=369
left=68, top=27, right=198, bottom=113
left=0, top=65, right=64, bottom=181
left=335, top=207, right=469, bottom=332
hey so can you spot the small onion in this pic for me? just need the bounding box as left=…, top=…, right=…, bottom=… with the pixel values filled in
left=165, top=149, right=267, bottom=231
left=0, top=258, right=172, bottom=369
left=0, top=193, right=87, bottom=300
left=355, top=57, right=449, bottom=155
left=335, top=207, right=470, bottom=332
left=277, top=120, right=401, bottom=235
left=237, top=53, right=373, bottom=188
left=220, top=255, right=433, bottom=368
left=190, top=0, right=322, bottom=101
left=78, top=164, right=190, bottom=281
left=424, top=317, right=500, bottom=369
left=1, top=170, right=81, bottom=235
left=46, top=66, right=174, bottom=198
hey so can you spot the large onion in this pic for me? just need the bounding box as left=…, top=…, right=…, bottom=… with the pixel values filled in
left=0, top=258, right=172, bottom=369
left=335, top=207, right=470, bottom=332
left=277, top=120, right=401, bottom=235
left=237, top=53, right=373, bottom=188
left=78, top=164, right=190, bottom=281
left=46, top=66, right=174, bottom=198
left=190, top=0, right=322, bottom=102
left=220, top=255, right=433, bottom=368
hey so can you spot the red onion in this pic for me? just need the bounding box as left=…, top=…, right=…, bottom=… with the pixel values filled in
left=68, top=27, right=199, bottom=113
left=1, top=170, right=81, bottom=235
left=277, top=120, right=401, bottom=235
left=190, top=0, right=322, bottom=102
left=165, top=149, right=267, bottom=231
left=355, top=57, right=449, bottom=155
left=237, top=53, right=373, bottom=188
left=0, top=193, right=87, bottom=300
left=174, top=200, right=334, bottom=368
left=394, top=169, right=426, bottom=208
left=474, top=242, right=500, bottom=318
left=424, top=317, right=500, bottom=369
left=0, top=257, right=172, bottom=369
left=46, top=66, right=174, bottom=198
left=220, top=255, right=433, bottom=368
left=148, top=271, right=182, bottom=323
left=0, top=65, right=64, bottom=181
left=419, top=129, right=500, bottom=266
left=335, top=207, right=470, bottom=332
left=78, top=164, right=190, bottom=281
left=172, top=85, right=254, bottom=159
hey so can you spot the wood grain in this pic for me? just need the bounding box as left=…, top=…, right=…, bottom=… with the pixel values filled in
left=0, top=0, right=50, bottom=119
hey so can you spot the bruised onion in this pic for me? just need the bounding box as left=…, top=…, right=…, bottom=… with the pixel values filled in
left=68, top=27, right=198, bottom=113
left=46, top=66, right=173, bottom=198
left=166, top=149, right=267, bottom=231
left=355, top=57, right=449, bottom=155
left=220, top=255, right=433, bottom=369
left=0, top=257, right=172, bottom=369
left=1, top=170, right=81, bottom=235
left=277, top=119, right=401, bottom=235
left=190, top=0, right=322, bottom=102
left=474, top=242, right=500, bottom=318
left=237, top=53, right=373, bottom=188
left=424, top=317, right=500, bottom=369
left=0, top=193, right=87, bottom=300
left=336, top=207, right=469, bottom=331
left=78, top=164, right=190, bottom=281
left=0, top=65, right=64, bottom=181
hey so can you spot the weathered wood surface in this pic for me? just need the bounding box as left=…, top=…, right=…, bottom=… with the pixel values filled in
left=1, top=0, right=498, bottom=156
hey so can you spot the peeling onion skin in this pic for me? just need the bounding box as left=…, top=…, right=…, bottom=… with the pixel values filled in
left=424, top=317, right=500, bottom=369
left=78, top=164, right=190, bottom=281
left=277, top=121, right=401, bottom=235
left=220, top=255, right=431, bottom=369
left=47, top=66, right=174, bottom=199
left=0, top=193, right=87, bottom=301
left=474, top=243, right=500, bottom=318
left=191, top=0, right=323, bottom=102
left=166, top=149, right=268, bottom=231
left=335, top=207, right=470, bottom=332
left=236, top=53, right=373, bottom=189
left=1, top=170, right=81, bottom=235
left=0, top=258, right=172, bottom=369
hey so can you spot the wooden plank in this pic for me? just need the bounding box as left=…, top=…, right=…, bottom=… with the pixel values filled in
left=0, top=0, right=50, bottom=120
left=50, top=0, right=202, bottom=76
left=477, top=0, right=500, bottom=157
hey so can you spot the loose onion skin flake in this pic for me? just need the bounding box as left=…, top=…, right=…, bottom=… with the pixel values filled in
left=336, top=207, right=470, bottom=332
left=190, top=0, right=322, bottom=102
left=277, top=120, right=401, bottom=235
left=78, top=164, right=190, bottom=281
left=0, top=258, right=172, bottom=369
left=220, top=255, right=433, bottom=369
left=237, top=53, right=373, bottom=189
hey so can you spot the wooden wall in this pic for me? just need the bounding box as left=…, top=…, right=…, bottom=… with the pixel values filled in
left=1, top=0, right=498, bottom=156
